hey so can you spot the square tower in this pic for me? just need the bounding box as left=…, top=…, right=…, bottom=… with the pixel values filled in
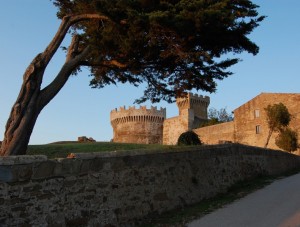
left=176, top=93, right=210, bottom=121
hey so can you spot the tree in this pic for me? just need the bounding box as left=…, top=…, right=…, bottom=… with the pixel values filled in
left=264, top=103, right=291, bottom=148
left=177, top=131, right=201, bottom=146
left=275, top=128, right=298, bottom=153
left=0, top=0, right=264, bottom=156
left=201, top=107, right=233, bottom=127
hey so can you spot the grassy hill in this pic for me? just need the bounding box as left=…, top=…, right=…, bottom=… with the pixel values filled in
left=27, top=142, right=169, bottom=159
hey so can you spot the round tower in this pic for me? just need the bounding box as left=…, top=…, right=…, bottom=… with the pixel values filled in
left=176, top=93, right=210, bottom=120
left=110, top=106, right=166, bottom=144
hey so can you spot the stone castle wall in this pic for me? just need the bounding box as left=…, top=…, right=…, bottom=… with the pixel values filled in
left=111, top=93, right=210, bottom=145
left=1, top=144, right=300, bottom=226
left=110, top=92, right=300, bottom=150
left=163, top=109, right=194, bottom=145
left=110, top=106, right=166, bottom=144
left=163, top=116, right=187, bottom=145
left=163, top=94, right=210, bottom=145
left=176, top=93, right=210, bottom=120
left=194, top=121, right=235, bottom=144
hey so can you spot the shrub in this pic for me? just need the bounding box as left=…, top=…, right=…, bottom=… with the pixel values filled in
left=275, top=128, right=298, bottom=152
left=177, top=131, right=202, bottom=146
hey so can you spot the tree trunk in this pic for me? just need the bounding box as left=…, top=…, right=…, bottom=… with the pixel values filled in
left=264, top=128, right=273, bottom=148
left=0, top=55, right=44, bottom=156
left=0, top=14, right=110, bottom=156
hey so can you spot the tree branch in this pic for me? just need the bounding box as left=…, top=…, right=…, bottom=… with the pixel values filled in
left=37, top=13, right=112, bottom=108
left=41, top=14, right=111, bottom=67
left=66, top=35, right=80, bottom=62
left=80, top=59, right=128, bottom=68
left=39, top=44, right=92, bottom=109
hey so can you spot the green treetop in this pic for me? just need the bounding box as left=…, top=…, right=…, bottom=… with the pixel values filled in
left=53, top=0, right=265, bottom=103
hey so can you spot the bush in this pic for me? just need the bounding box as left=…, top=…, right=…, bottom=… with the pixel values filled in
left=177, top=131, right=202, bottom=146
left=275, top=128, right=298, bottom=152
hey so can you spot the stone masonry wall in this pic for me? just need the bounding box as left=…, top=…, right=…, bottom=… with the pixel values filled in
left=110, top=106, right=166, bottom=144
left=193, top=93, right=300, bottom=154
left=194, top=121, right=235, bottom=144
left=234, top=93, right=300, bottom=151
left=1, top=144, right=300, bottom=226
left=162, top=112, right=191, bottom=145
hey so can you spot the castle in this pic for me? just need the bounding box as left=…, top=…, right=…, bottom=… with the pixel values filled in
left=111, top=92, right=300, bottom=154
left=110, top=93, right=210, bottom=145
left=110, top=106, right=166, bottom=144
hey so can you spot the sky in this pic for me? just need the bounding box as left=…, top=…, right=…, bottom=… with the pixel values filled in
left=0, top=1, right=299, bottom=145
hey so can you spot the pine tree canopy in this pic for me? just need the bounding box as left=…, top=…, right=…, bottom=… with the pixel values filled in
left=52, top=0, right=265, bottom=103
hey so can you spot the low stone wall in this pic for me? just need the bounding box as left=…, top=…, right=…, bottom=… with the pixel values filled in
left=1, top=144, right=300, bottom=226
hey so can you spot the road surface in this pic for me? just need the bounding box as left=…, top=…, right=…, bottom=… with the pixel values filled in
left=188, top=173, right=300, bottom=227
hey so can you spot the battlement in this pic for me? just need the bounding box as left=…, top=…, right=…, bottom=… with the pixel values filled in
left=188, top=93, right=210, bottom=101
left=176, top=93, right=210, bottom=120
left=110, top=105, right=166, bottom=125
left=177, top=93, right=210, bottom=109
left=176, top=93, right=210, bottom=105
left=111, top=105, right=166, bottom=113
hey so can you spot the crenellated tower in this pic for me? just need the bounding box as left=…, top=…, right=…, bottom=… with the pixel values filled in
left=162, top=93, right=210, bottom=145
left=110, top=106, right=166, bottom=144
left=176, top=93, right=210, bottom=120
left=110, top=93, right=210, bottom=145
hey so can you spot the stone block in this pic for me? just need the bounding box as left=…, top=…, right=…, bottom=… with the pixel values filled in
left=32, top=161, right=56, bottom=179
left=0, top=155, right=47, bottom=165
left=0, top=165, right=14, bottom=182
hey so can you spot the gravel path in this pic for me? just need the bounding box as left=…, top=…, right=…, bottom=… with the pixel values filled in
left=187, top=173, right=300, bottom=227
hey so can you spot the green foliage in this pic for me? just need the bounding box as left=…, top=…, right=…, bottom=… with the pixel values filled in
left=177, top=131, right=202, bottom=146
left=201, top=107, right=233, bottom=127
left=265, top=103, right=291, bottom=132
left=52, top=0, right=265, bottom=103
left=264, top=103, right=297, bottom=150
left=275, top=128, right=298, bottom=153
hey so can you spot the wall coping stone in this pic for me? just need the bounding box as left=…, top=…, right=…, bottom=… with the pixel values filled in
left=0, top=155, right=47, bottom=165
left=0, top=144, right=299, bottom=183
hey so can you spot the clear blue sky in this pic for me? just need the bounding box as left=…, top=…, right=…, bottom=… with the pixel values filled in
left=0, top=1, right=299, bottom=145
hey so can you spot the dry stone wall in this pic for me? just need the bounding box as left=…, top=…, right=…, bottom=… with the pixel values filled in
left=1, top=144, right=300, bottom=226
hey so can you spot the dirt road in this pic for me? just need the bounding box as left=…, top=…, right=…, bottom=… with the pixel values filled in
left=188, top=173, right=300, bottom=227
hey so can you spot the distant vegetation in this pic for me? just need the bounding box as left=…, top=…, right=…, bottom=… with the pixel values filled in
left=200, top=107, right=233, bottom=127
left=27, top=142, right=172, bottom=159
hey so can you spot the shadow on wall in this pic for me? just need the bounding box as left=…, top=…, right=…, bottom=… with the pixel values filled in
left=1, top=144, right=300, bottom=226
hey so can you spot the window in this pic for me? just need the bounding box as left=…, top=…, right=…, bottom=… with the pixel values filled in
left=254, top=109, right=260, bottom=118
left=256, top=125, right=261, bottom=134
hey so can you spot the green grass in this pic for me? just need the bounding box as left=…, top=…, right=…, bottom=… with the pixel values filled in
left=27, top=142, right=170, bottom=159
